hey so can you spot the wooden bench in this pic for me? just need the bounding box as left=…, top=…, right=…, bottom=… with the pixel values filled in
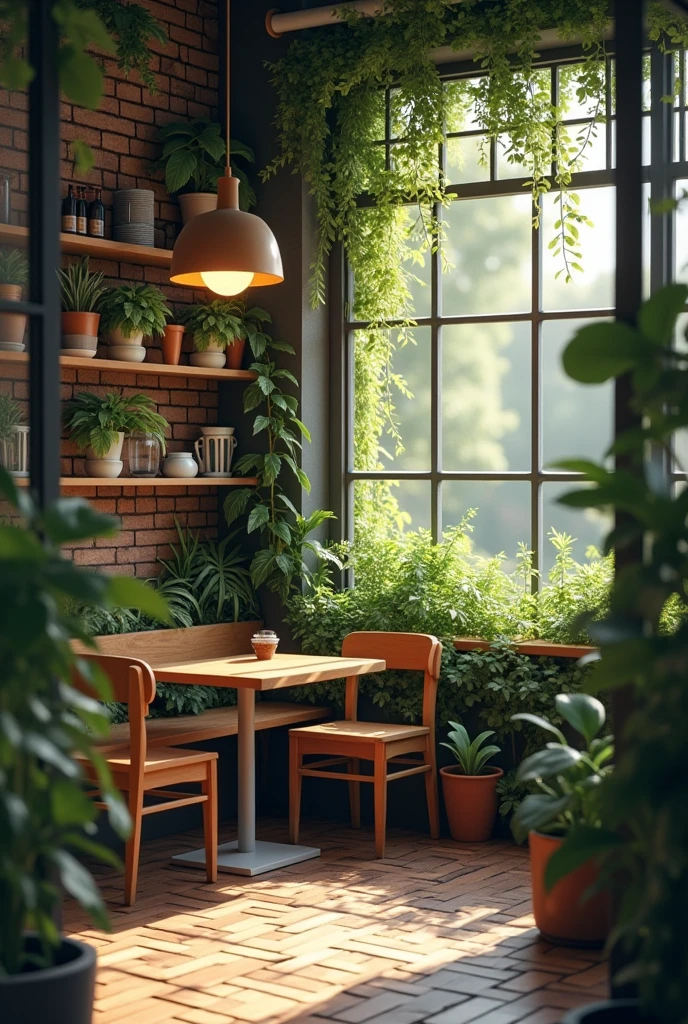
left=72, top=621, right=331, bottom=748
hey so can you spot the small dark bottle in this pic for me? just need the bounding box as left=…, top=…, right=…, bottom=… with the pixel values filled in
left=88, top=187, right=105, bottom=238
left=62, top=184, right=77, bottom=234
left=76, top=186, right=87, bottom=235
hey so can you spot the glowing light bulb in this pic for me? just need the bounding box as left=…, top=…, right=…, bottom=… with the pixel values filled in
left=200, top=270, right=254, bottom=295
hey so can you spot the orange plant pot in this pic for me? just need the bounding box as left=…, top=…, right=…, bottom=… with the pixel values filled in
left=529, top=831, right=610, bottom=947
left=225, top=337, right=246, bottom=370
left=161, top=324, right=185, bottom=365
left=440, top=765, right=503, bottom=842
left=61, top=311, right=100, bottom=337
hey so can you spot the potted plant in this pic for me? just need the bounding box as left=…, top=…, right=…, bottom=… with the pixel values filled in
left=154, top=117, right=256, bottom=223
left=0, top=393, right=27, bottom=475
left=161, top=320, right=185, bottom=365
left=58, top=257, right=106, bottom=358
left=439, top=722, right=503, bottom=842
left=511, top=693, right=613, bottom=947
left=180, top=300, right=270, bottom=369
left=63, top=391, right=169, bottom=479
left=0, top=466, right=169, bottom=1024
left=0, top=248, right=28, bottom=351
left=97, top=283, right=172, bottom=363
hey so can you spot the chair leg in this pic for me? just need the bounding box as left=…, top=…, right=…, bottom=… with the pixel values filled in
left=289, top=733, right=302, bottom=845
left=124, top=781, right=143, bottom=907
left=203, top=758, right=218, bottom=883
left=373, top=744, right=387, bottom=859
left=348, top=758, right=361, bottom=829
left=424, top=738, right=440, bottom=840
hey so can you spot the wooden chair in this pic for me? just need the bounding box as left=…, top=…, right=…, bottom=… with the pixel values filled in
left=73, top=653, right=218, bottom=905
left=289, top=632, right=442, bottom=858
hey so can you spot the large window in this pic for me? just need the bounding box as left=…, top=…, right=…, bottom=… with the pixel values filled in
left=341, top=53, right=665, bottom=576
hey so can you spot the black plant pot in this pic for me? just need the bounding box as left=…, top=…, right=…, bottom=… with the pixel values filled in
left=563, top=1000, right=655, bottom=1024
left=1, top=935, right=96, bottom=1024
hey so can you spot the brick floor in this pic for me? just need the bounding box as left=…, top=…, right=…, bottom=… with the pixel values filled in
left=64, top=820, right=608, bottom=1024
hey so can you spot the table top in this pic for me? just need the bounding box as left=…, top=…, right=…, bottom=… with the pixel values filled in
left=154, top=652, right=386, bottom=691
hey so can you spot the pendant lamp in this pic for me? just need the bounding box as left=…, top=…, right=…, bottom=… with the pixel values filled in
left=170, top=0, right=283, bottom=295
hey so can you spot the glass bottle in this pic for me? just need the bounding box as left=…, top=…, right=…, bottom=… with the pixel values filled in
left=88, top=187, right=104, bottom=238
left=76, top=187, right=87, bottom=235
left=62, top=184, right=77, bottom=234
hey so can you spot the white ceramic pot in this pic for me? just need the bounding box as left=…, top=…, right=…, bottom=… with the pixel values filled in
left=190, top=338, right=226, bottom=369
left=163, top=452, right=199, bottom=478
left=0, top=283, right=27, bottom=351
left=194, top=427, right=237, bottom=476
left=106, top=328, right=146, bottom=363
left=84, top=432, right=124, bottom=478
left=179, top=192, right=217, bottom=224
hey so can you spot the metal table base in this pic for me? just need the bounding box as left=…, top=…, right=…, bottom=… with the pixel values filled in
left=171, top=688, right=320, bottom=876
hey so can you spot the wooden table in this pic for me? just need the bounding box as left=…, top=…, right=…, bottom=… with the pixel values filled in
left=155, top=652, right=385, bottom=876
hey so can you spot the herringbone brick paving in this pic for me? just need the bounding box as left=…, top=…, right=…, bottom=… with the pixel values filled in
left=65, top=819, right=608, bottom=1024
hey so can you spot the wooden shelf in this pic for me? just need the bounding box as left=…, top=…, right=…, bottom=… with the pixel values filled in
left=0, top=223, right=172, bottom=268
left=453, top=636, right=596, bottom=659
left=0, top=350, right=257, bottom=382
left=15, top=477, right=257, bottom=489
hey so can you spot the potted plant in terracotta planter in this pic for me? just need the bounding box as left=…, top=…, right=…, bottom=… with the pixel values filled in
left=440, top=723, right=503, bottom=842
left=180, top=299, right=271, bottom=369
left=97, top=283, right=171, bottom=363
left=63, top=390, right=169, bottom=479
left=161, top=321, right=186, bottom=365
left=511, top=693, right=613, bottom=947
left=0, top=248, right=28, bottom=351
left=0, top=466, right=169, bottom=1024
left=58, top=257, right=106, bottom=358
left=154, top=117, right=255, bottom=224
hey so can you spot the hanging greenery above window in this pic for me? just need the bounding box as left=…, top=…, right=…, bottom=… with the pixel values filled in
left=264, top=0, right=687, bottom=313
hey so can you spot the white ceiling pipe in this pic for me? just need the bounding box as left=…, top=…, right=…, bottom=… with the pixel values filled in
left=266, top=1, right=464, bottom=37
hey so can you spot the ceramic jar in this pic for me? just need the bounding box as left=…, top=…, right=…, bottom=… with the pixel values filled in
left=190, top=338, right=226, bottom=369
left=251, top=630, right=280, bottom=661
left=106, top=327, right=146, bottom=363
left=163, top=451, right=199, bottom=479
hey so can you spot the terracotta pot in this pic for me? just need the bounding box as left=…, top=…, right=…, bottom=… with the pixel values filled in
left=178, top=192, right=217, bottom=224
left=0, top=283, right=27, bottom=350
left=161, top=324, right=185, bottom=365
left=225, top=337, right=246, bottom=370
left=61, top=311, right=100, bottom=358
left=529, top=831, right=610, bottom=947
left=440, top=765, right=503, bottom=842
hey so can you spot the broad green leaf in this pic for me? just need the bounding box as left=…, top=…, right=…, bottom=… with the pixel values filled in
left=517, top=745, right=582, bottom=783
left=251, top=548, right=277, bottom=588
left=51, top=850, right=109, bottom=930
left=511, top=793, right=571, bottom=844
left=544, top=826, right=622, bottom=890
left=106, top=577, right=171, bottom=624
left=70, top=139, right=94, bottom=175
left=511, top=712, right=566, bottom=744
left=562, top=322, right=651, bottom=384
left=555, top=693, right=605, bottom=744
left=165, top=147, right=198, bottom=193
left=637, top=283, right=688, bottom=346
left=223, top=487, right=252, bottom=526
left=42, top=499, right=118, bottom=544
left=247, top=504, right=270, bottom=533
left=57, top=46, right=104, bottom=110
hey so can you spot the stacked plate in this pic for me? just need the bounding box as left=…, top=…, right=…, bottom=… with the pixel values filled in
left=113, top=189, right=154, bottom=246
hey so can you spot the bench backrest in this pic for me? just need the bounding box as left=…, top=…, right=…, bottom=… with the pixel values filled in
left=73, top=620, right=262, bottom=668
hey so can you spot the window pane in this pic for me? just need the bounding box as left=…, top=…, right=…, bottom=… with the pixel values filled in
left=558, top=63, right=604, bottom=120
left=442, top=194, right=532, bottom=317
left=495, top=136, right=536, bottom=180
left=559, top=122, right=607, bottom=173
left=353, top=327, right=431, bottom=473
left=541, top=186, right=615, bottom=312
left=354, top=479, right=431, bottom=538
left=541, top=482, right=612, bottom=577
left=445, top=136, right=489, bottom=185
left=675, top=179, right=688, bottom=282
left=541, top=318, right=613, bottom=466
left=442, top=322, right=531, bottom=471
left=445, top=78, right=482, bottom=132
left=442, top=481, right=530, bottom=568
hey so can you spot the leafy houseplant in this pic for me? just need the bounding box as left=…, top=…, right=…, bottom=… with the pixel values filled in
left=439, top=722, right=503, bottom=842
left=58, top=257, right=106, bottom=358
left=180, top=300, right=269, bottom=371
left=153, top=118, right=256, bottom=223
left=540, top=284, right=688, bottom=1019
left=63, top=390, right=169, bottom=479
left=0, top=248, right=28, bottom=352
left=511, top=693, right=613, bottom=946
left=223, top=316, right=340, bottom=599
left=97, top=283, right=172, bottom=362
left=0, top=466, right=168, bottom=1023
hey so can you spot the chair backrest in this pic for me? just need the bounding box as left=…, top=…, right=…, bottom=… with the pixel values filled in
left=71, top=620, right=260, bottom=668
left=72, top=653, right=157, bottom=781
left=341, top=631, right=442, bottom=731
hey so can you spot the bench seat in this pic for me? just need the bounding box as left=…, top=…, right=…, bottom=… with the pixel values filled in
left=98, top=701, right=331, bottom=749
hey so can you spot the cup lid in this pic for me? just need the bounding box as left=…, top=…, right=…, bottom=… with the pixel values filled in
left=252, top=630, right=279, bottom=641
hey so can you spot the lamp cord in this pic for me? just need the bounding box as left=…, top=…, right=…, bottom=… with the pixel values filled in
left=225, top=0, right=231, bottom=175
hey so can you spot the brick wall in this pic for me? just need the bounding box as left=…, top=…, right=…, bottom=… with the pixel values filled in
left=0, top=0, right=229, bottom=576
